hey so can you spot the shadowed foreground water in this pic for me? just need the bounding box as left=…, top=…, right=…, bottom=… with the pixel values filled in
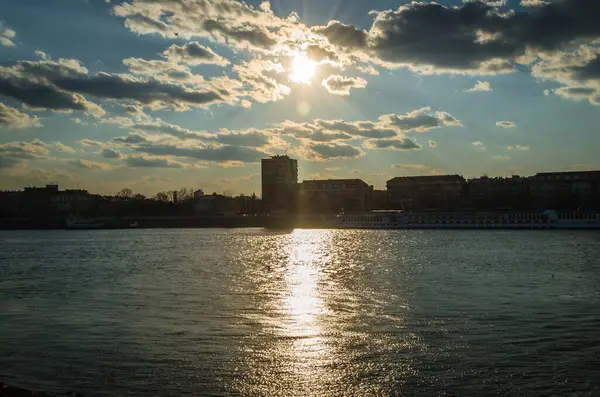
left=1, top=229, right=599, bottom=396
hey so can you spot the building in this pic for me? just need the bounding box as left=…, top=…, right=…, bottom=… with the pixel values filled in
left=298, top=179, right=373, bottom=213
left=261, top=155, right=298, bottom=214
left=386, top=175, right=466, bottom=211
left=50, top=189, right=93, bottom=214
left=468, top=175, right=530, bottom=211
left=529, top=171, right=600, bottom=211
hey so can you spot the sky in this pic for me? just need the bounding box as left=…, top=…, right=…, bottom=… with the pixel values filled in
left=1, top=0, right=600, bottom=196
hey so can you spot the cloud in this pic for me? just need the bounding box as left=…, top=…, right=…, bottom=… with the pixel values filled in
left=125, top=155, right=186, bottom=168
left=52, top=142, right=77, bottom=154
left=274, top=107, right=461, bottom=146
left=308, top=143, right=364, bottom=159
left=521, top=0, right=548, bottom=7
left=392, top=163, right=447, bottom=175
left=0, top=140, right=49, bottom=160
left=127, top=119, right=273, bottom=147
left=0, top=58, right=225, bottom=113
left=465, top=81, right=493, bottom=92
left=34, top=50, right=50, bottom=60
left=496, top=121, right=517, bottom=128
left=112, top=0, right=291, bottom=52
left=507, top=144, right=530, bottom=151
left=392, top=164, right=431, bottom=170
left=78, top=139, right=105, bottom=147
left=0, top=104, right=41, bottom=129
left=364, top=138, right=421, bottom=150
left=472, top=141, right=487, bottom=151
left=68, top=159, right=114, bottom=170
left=113, top=133, right=149, bottom=144
left=101, top=148, right=122, bottom=159
left=132, top=142, right=269, bottom=163
left=363, top=0, right=600, bottom=74
left=321, top=75, right=367, bottom=95
left=0, top=59, right=105, bottom=116
left=533, top=46, right=600, bottom=106
left=0, top=22, right=16, bottom=47
left=313, top=20, right=368, bottom=48
left=492, top=155, right=511, bottom=160
left=233, top=59, right=290, bottom=104
left=162, top=42, right=229, bottom=66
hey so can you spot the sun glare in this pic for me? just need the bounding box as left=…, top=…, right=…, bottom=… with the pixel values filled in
left=289, top=53, right=317, bottom=84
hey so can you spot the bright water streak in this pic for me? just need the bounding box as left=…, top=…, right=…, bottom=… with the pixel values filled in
left=1, top=229, right=599, bottom=396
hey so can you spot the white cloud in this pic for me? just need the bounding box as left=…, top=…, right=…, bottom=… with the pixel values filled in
left=321, top=75, right=367, bottom=95
left=472, top=141, right=487, bottom=151
left=0, top=22, right=16, bottom=47
left=507, top=145, right=530, bottom=151
left=465, top=81, right=493, bottom=92
left=496, top=121, right=517, bottom=128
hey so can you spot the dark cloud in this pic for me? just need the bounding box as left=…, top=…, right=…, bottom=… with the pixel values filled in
left=163, top=42, right=229, bottom=66
left=203, top=19, right=277, bottom=49
left=53, top=72, right=223, bottom=109
left=126, top=155, right=185, bottom=168
left=364, top=138, right=422, bottom=150
left=308, top=143, right=363, bottom=159
left=113, top=133, right=149, bottom=144
left=366, top=0, right=600, bottom=73
left=101, top=148, right=122, bottom=159
left=0, top=77, right=104, bottom=115
left=68, top=159, right=113, bottom=170
left=321, top=75, right=367, bottom=95
left=134, top=143, right=268, bottom=163
left=214, top=131, right=270, bottom=147
left=314, top=20, right=368, bottom=48
left=572, top=56, right=600, bottom=80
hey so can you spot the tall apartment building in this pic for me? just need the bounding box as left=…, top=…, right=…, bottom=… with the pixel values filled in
left=261, top=155, right=298, bottom=214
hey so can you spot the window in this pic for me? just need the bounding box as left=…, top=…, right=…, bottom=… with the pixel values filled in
left=332, top=184, right=341, bottom=188
left=346, top=184, right=355, bottom=188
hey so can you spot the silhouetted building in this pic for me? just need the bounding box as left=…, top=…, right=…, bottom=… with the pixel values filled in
left=50, top=189, right=93, bottom=214
left=387, top=175, right=466, bottom=211
left=530, top=171, right=600, bottom=211
left=468, top=175, right=530, bottom=211
left=261, top=155, right=298, bottom=214
left=298, top=178, right=373, bottom=213
left=372, top=189, right=389, bottom=210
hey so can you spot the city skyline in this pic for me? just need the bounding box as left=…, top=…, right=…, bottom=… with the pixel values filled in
left=2, top=0, right=600, bottom=196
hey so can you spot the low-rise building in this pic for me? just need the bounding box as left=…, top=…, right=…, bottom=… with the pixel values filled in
left=298, top=178, right=373, bottom=213
left=386, top=175, right=466, bottom=211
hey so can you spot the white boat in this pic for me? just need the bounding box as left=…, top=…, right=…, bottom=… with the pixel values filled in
left=66, top=217, right=107, bottom=230
left=334, top=210, right=600, bottom=229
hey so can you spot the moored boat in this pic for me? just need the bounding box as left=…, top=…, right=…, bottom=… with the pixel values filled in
left=66, top=217, right=107, bottom=230
left=334, top=210, right=600, bottom=229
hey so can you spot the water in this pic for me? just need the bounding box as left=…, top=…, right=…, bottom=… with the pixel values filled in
left=1, top=229, right=599, bottom=396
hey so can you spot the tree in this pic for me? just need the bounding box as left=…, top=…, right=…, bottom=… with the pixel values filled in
left=116, top=188, right=134, bottom=200
left=222, top=189, right=233, bottom=198
left=154, top=191, right=171, bottom=202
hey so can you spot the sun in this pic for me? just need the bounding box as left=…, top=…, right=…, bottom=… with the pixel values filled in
left=289, top=53, right=317, bottom=84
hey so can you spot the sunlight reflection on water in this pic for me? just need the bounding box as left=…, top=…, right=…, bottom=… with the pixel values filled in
left=1, top=229, right=600, bottom=396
